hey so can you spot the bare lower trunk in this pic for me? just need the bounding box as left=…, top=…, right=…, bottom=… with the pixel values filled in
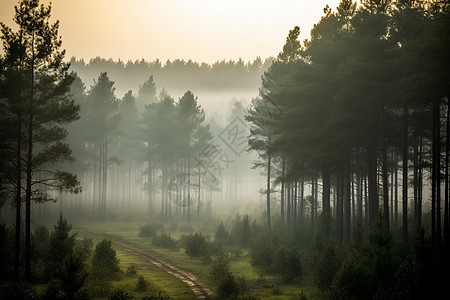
left=445, top=98, right=449, bottom=245
left=381, top=106, right=390, bottom=232
left=281, top=157, right=285, bottom=225
left=402, top=104, right=408, bottom=242
left=267, top=151, right=271, bottom=228
left=367, top=140, right=378, bottom=228
left=14, top=84, right=22, bottom=279
left=322, top=168, right=331, bottom=236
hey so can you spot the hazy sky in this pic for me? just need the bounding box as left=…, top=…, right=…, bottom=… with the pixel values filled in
left=0, top=0, right=340, bottom=64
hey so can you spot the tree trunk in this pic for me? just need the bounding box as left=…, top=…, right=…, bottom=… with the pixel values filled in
left=287, top=183, right=291, bottom=227
left=167, top=164, right=171, bottom=220
left=402, top=104, right=408, bottom=242
left=102, top=136, right=108, bottom=215
left=390, top=149, right=394, bottom=226
left=418, top=134, right=423, bottom=226
left=367, top=140, right=378, bottom=228
left=98, top=141, right=103, bottom=214
left=128, top=161, right=132, bottom=210
left=337, top=170, right=344, bottom=243
left=436, top=100, right=442, bottom=247
left=344, top=159, right=351, bottom=243
left=24, top=100, right=32, bottom=280
left=357, top=160, right=363, bottom=226
left=364, top=166, right=368, bottom=227
left=432, top=99, right=438, bottom=248
left=267, top=151, right=271, bottom=228
left=394, top=157, right=399, bottom=229
left=93, top=143, right=98, bottom=212
left=352, top=169, right=356, bottom=225
left=311, top=178, right=315, bottom=235
left=14, top=64, right=22, bottom=279
left=300, top=176, right=304, bottom=225
left=197, top=164, right=201, bottom=220
left=294, top=180, right=298, bottom=225
left=381, top=106, right=390, bottom=232
left=281, top=157, right=285, bottom=225
left=322, top=168, right=331, bottom=236
left=445, top=97, right=449, bottom=245
left=187, top=131, right=191, bottom=222
left=161, top=162, right=166, bottom=221
left=414, top=133, right=418, bottom=225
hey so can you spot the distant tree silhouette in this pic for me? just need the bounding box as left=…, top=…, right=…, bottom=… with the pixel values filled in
left=136, top=75, right=157, bottom=111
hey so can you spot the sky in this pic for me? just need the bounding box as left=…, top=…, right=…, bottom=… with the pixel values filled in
left=0, top=0, right=341, bottom=64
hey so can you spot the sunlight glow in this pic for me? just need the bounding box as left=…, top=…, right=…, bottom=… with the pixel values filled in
left=0, top=0, right=341, bottom=63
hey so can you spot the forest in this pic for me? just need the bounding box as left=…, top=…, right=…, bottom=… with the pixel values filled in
left=0, top=0, right=449, bottom=299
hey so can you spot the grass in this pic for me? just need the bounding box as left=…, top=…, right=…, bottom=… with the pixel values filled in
left=71, top=216, right=328, bottom=299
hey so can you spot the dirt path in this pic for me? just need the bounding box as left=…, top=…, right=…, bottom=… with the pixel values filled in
left=82, top=232, right=212, bottom=299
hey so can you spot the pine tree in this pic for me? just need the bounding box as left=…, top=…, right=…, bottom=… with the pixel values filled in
left=140, top=90, right=179, bottom=219
left=85, top=72, right=119, bottom=216
left=0, top=0, right=80, bottom=280
left=246, top=97, right=275, bottom=228
left=176, top=91, right=208, bottom=222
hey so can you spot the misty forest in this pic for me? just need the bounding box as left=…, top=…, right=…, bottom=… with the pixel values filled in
left=1, top=0, right=449, bottom=299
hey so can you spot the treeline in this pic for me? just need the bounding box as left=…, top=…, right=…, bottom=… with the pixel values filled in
left=246, top=0, right=450, bottom=249
left=69, top=55, right=272, bottom=96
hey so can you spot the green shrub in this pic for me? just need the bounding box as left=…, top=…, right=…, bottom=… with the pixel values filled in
left=142, top=290, right=171, bottom=299
left=230, top=214, right=251, bottom=247
left=273, top=246, right=302, bottom=282
left=73, top=288, right=93, bottom=300
left=292, top=290, right=308, bottom=300
left=31, top=225, right=50, bottom=282
left=74, top=238, right=93, bottom=262
left=0, top=281, right=38, bottom=300
left=0, top=224, right=13, bottom=281
left=46, top=215, right=77, bottom=280
left=331, top=255, right=372, bottom=300
left=209, top=254, right=230, bottom=284
left=136, top=275, right=149, bottom=292
left=85, top=274, right=112, bottom=298
left=210, top=256, right=249, bottom=300
left=91, top=239, right=120, bottom=278
left=139, top=224, right=156, bottom=237
left=250, top=232, right=277, bottom=272
left=152, top=233, right=178, bottom=249
left=271, top=285, right=282, bottom=295
left=214, top=223, right=231, bottom=246
left=41, top=280, right=89, bottom=300
left=182, top=232, right=210, bottom=257
left=215, top=272, right=241, bottom=299
left=109, top=288, right=133, bottom=300
left=32, top=225, right=50, bottom=261
left=60, top=250, right=88, bottom=298
left=38, top=280, right=65, bottom=300
left=314, top=243, right=341, bottom=292
left=229, top=248, right=244, bottom=260
left=125, top=264, right=137, bottom=276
